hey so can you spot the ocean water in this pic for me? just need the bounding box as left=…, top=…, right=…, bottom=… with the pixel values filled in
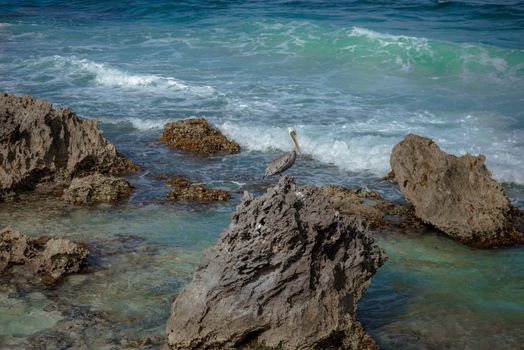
left=1, top=1, right=523, bottom=349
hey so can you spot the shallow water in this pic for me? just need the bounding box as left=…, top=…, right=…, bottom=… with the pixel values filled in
left=1, top=1, right=524, bottom=349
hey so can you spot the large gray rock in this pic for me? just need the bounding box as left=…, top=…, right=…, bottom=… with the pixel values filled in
left=390, top=134, right=523, bottom=248
left=0, top=227, right=89, bottom=284
left=0, top=93, right=138, bottom=199
left=166, top=177, right=386, bottom=349
left=63, top=173, right=133, bottom=205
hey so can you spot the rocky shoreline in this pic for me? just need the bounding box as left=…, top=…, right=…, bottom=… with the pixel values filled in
left=1, top=93, right=523, bottom=349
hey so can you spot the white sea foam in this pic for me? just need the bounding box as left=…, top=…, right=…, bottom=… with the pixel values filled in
left=219, top=121, right=393, bottom=175
left=34, top=55, right=216, bottom=96
left=98, top=117, right=170, bottom=130
left=0, top=23, right=13, bottom=27
left=348, top=27, right=431, bottom=51
left=220, top=111, right=524, bottom=185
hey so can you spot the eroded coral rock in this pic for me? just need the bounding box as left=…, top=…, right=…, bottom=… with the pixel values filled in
left=165, top=176, right=230, bottom=202
left=63, top=173, right=133, bottom=205
left=0, top=93, right=137, bottom=199
left=0, top=227, right=89, bottom=284
left=390, top=134, right=523, bottom=248
left=161, top=118, right=240, bottom=155
left=166, top=177, right=386, bottom=349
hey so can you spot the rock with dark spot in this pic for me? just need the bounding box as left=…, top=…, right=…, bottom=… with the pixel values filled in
left=161, top=118, right=240, bottom=155
left=63, top=173, right=133, bottom=205
left=390, top=134, right=523, bottom=248
left=0, top=93, right=138, bottom=200
left=165, top=176, right=230, bottom=202
left=0, top=227, right=89, bottom=284
left=166, top=177, right=386, bottom=349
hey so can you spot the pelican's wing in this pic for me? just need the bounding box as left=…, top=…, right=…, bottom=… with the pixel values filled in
left=264, top=151, right=297, bottom=177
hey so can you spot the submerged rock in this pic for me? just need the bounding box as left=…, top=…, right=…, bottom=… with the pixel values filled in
left=390, top=134, right=523, bottom=248
left=165, top=176, right=231, bottom=202
left=0, top=93, right=137, bottom=200
left=63, top=173, right=133, bottom=205
left=166, top=177, right=386, bottom=349
left=161, top=118, right=240, bottom=155
left=321, top=184, right=414, bottom=230
left=0, top=227, right=89, bottom=284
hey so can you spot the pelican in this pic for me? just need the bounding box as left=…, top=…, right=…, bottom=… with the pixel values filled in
left=264, top=128, right=301, bottom=178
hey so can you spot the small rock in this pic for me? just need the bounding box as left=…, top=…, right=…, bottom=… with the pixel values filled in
left=0, top=227, right=89, bottom=284
left=165, top=176, right=230, bottom=202
left=63, top=173, right=133, bottom=205
left=161, top=118, right=240, bottom=155
left=321, top=184, right=416, bottom=230
left=390, top=134, right=523, bottom=248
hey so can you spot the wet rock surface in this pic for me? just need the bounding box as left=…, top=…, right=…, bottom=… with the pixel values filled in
left=0, top=227, right=89, bottom=284
left=165, top=176, right=231, bottom=202
left=161, top=118, right=240, bottom=155
left=390, top=134, right=523, bottom=248
left=320, top=184, right=417, bottom=230
left=166, top=177, right=386, bottom=349
left=63, top=173, right=133, bottom=205
left=0, top=93, right=137, bottom=200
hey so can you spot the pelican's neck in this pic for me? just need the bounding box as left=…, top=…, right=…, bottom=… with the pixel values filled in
left=290, top=133, right=301, bottom=154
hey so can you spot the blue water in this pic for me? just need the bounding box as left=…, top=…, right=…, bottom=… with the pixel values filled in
left=1, top=1, right=523, bottom=349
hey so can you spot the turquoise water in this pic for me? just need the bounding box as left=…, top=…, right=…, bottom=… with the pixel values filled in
left=1, top=1, right=523, bottom=349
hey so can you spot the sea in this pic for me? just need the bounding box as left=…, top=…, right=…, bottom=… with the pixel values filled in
left=0, top=1, right=523, bottom=349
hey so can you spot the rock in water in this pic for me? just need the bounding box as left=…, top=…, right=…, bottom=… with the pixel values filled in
left=0, top=93, right=137, bottom=199
left=0, top=227, right=89, bottom=284
left=161, top=118, right=240, bottom=155
left=63, top=173, right=133, bottom=205
left=166, top=177, right=386, bottom=349
left=165, top=176, right=231, bottom=202
left=390, top=134, right=523, bottom=248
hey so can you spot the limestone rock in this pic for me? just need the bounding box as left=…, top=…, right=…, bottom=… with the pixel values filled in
left=63, top=173, right=133, bottom=205
left=0, top=93, right=137, bottom=199
left=165, top=176, right=230, bottom=202
left=161, top=118, right=240, bottom=155
left=0, top=227, right=89, bottom=284
left=390, top=134, right=523, bottom=248
left=166, top=177, right=386, bottom=349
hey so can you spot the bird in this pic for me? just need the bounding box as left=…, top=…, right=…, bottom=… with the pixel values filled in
left=264, top=127, right=301, bottom=178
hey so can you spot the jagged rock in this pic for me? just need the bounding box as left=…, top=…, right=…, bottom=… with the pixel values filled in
left=0, top=93, right=137, bottom=199
left=390, top=134, right=523, bottom=248
left=165, top=176, right=230, bottom=202
left=161, top=118, right=240, bottom=155
left=0, top=227, right=89, bottom=284
left=166, top=177, right=386, bottom=349
left=63, top=173, right=133, bottom=205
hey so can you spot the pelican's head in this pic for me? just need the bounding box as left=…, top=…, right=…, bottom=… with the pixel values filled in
left=287, top=127, right=300, bottom=154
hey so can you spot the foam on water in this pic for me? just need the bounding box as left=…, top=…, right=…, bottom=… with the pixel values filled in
left=24, top=56, right=216, bottom=96
left=99, top=116, right=171, bottom=130
left=220, top=109, right=524, bottom=185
